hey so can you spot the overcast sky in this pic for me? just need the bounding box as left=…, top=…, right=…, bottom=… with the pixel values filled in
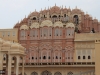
left=0, top=0, right=100, bottom=29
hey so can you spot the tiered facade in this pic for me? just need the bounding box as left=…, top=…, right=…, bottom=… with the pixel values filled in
left=1, top=5, right=100, bottom=75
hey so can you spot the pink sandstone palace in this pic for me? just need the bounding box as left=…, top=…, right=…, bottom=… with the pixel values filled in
left=1, top=5, right=100, bottom=75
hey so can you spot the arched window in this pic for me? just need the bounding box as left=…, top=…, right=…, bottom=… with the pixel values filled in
left=56, top=56, right=58, bottom=59
left=83, top=56, right=85, bottom=59
left=73, top=15, right=79, bottom=24
left=49, top=28, right=52, bottom=36
left=55, top=28, right=60, bottom=36
left=52, top=15, right=57, bottom=18
left=48, top=56, right=50, bottom=59
left=43, top=28, right=48, bottom=37
left=43, top=56, right=46, bottom=59
left=67, top=72, right=73, bottom=75
left=20, top=30, right=25, bottom=37
left=41, top=70, right=52, bottom=75
left=64, top=14, right=66, bottom=17
left=66, top=28, right=71, bottom=36
left=33, top=17, right=36, bottom=20
left=30, top=30, right=38, bottom=37
left=54, top=72, right=62, bottom=75
left=32, top=57, right=34, bottom=59
left=3, top=57, right=6, bottom=61
left=78, top=56, right=81, bottom=59
left=88, top=56, right=91, bottom=59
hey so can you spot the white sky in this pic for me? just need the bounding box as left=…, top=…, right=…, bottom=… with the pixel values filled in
left=0, top=0, right=100, bottom=29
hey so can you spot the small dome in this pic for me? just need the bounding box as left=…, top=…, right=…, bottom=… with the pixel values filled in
left=29, top=11, right=39, bottom=17
left=0, top=38, right=4, bottom=44
left=66, top=23, right=75, bottom=28
left=40, top=20, right=53, bottom=27
left=11, top=43, right=24, bottom=50
left=2, top=41, right=12, bottom=47
left=54, top=21, right=63, bottom=27
left=71, top=8, right=81, bottom=14
left=11, top=43, right=21, bottom=49
left=30, top=22, right=39, bottom=29
left=20, top=25, right=29, bottom=30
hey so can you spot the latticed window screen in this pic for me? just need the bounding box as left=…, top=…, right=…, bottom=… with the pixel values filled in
left=41, top=71, right=52, bottom=75
left=55, top=28, right=60, bottom=36
left=54, top=72, right=62, bottom=75
left=66, top=29, right=71, bottom=36
left=21, top=30, right=25, bottom=37
left=31, top=72, right=38, bottom=75
left=67, top=72, right=73, bottom=75
left=43, top=28, right=48, bottom=36
left=49, top=28, right=52, bottom=36
left=60, top=29, right=62, bottom=36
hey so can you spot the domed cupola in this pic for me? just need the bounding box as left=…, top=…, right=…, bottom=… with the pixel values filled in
left=2, top=41, right=12, bottom=47
left=66, top=23, right=75, bottom=28
left=54, top=21, right=63, bottom=28
left=20, top=25, right=29, bottom=30
left=30, top=22, right=39, bottom=29
left=40, top=20, right=53, bottom=27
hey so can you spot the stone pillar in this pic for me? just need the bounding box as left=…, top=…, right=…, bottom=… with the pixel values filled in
left=0, top=52, right=3, bottom=70
left=16, top=56, right=19, bottom=75
left=6, top=54, right=8, bottom=71
left=8, top=55, right=12, bottom=75
left=22, top=57, right=24, bottom=75
left=14, top=57, right=16, bottom=74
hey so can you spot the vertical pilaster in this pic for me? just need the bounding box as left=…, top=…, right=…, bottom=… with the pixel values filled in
left=14, top=57, right=16, bottom=74
left=6, top=55, right=8, bottom=71
left=0, top=52, right=3, bottom=70
left=16, top=56, right=19, bottom=75
left=8, top=55, right=11, bottom=75
left=22, top=57, right=24, bottom=75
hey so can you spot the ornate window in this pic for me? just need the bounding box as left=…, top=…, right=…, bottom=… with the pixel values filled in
left=41, top=70, right=52, bottom=75
left=73, top=15, right=79, bottom=24
left=31, top=72, right=38, bottom=75
left=20, top=30, right=25, bottom=37
left=49, top=28, right=52, bottom=36
left=30, top=30, right=38, bottom=37
left=83, top=56, right=85, bottom=59
left=67, top=72, right=73, bottom=75
left=78, top=56, right=81, bottom=59
left=56, top=56, right=58, bottom=59
left=55, top=28, right=60, bottom=36
left=43, top=28, right=48, bottom=37
left=43, top=56, right=46, bottom=59
left=88, top=56, right=91, bottom=59
left=54, top=72, right=62, bottom=75
left=66, top=28, right=71, bottom=36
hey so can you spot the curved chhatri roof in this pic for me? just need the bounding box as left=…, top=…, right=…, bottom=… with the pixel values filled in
left=0, top=38, right=4, bottom=44
left=2, top=41, right=12, bottom=47
left=20, top=25, right=29, bottom=30
left=30, top=22, right=39, bottom=29
left=54, top=21, right=63, bottom=27
left=66, top=23, right=75, bottom=28
left=40, top=20, right=53, bottom=27
left=11, top=43, right=21, bottom=49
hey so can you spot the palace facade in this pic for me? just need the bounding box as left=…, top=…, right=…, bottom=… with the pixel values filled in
left=1, top=5, right=100, bottom=75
